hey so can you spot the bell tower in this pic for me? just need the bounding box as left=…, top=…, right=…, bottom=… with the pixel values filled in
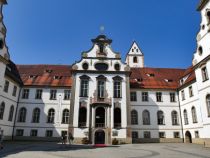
left=193, top=0, right=210, bottom=65
left=126, top=41, right=144, bottom=68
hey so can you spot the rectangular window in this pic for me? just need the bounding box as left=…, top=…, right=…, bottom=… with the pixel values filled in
left=132, top=131, right=138, bottom=139
left=181, top=90, right=185, bottom=101
left=97, top=80, right=105, bottom=98
left=50, top=90, right=57, bottom=100
left=12, top=85, right=17, bottom=97
left=159, top=132, right=165, bottom=138
left=16, top=129, right=24, bottom=136
left=174, top=132, right=180, bottom=138
left=80, top=80, right=89, bottom=97
left=170, top=93, right=176, bottom=102
left=64, top=90, right=71, bottom=100
left=202, top=67, right=209, bottom=82
left=114, top=81, right=121, bottom=98
left=195, top=131, right=199, bottom=138
left=156, top=92, right=162, bottom=102
left=142, top=92, right=148, bottom=102
left=46, top=130, right=53, bottom=137
left=3, top=80, right=9, bottom=93
left=130, top=92, right=137, bottom=101
left=22, top=89, right=29, bottom=99
left=30, top=129, right=38, bottom=137
left=189, top=86, right=193, bottom=97
left=144, top=131, right=151, bottom=138
left=35, top=89, right=43, bottom=99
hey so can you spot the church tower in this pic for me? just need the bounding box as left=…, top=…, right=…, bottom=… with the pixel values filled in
left=126, top=41, right=144, bottom=68
left=193, top=0, right=210, bottom=65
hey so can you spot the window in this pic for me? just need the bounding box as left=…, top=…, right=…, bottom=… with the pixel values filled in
left=22, top=89, right=29, bottom=99
left=50, top=90, right=57, bottom=100
left=198, top=46, right=203, bottom=55
left=183, top=109, right=189, bottom=125
left=133, top=56, right=138, bottom=63
left=142, top=92, right=148, bottom=102
left=62, top=109, right=70, bottom=124
left=206, top=95, right=210, bottom=117
left=170, top=93, right=176, bottom=102
left=201, top=67, right=209, bottom=82
left=80, top=80, right=89, bottom=97
left=207, top=11, right=210, bottom=23
left=16, top=129, right=24, bottom=136
left=64, top=90, right=71, bottom=100
left=47, top=108, right=55, bottom=123
left=97, top=80, right=105, bottom=98
left=35, top=89, right=43, bottom=99
left=3, top=80, right=9, bottom=93
left=189, top=86, right=193, bottom=97
left=32, top=108, right=40, bottom=123
left=30, top=130, right=38, bottom=137
left=130, top=92, right=137, bottom=101
left=143, top=110, right=150, bottom=125
left=0, top=102, right=5, bottom=120
left=181, top=90, right=185, bottom=101
left=8, top=105, right=14, bottom=121
left=114, top=108, right=121, bottom=128
left=159, top=132, right=165, bottom=138
left=132, top=131, right=138, bottom=139
left=171, top=111, right=179, bottom=125
left=157, top=111, right=165, bottom=125
left=12, top=86, right=17, bottom=97
left=156, top=92, right=162, bottom=102
left=114, top=81, right=121, bottom=98
left=18, top=107, right=27, bottom=122
left=144, top=131, right=151, bottom=138
left=191, top=107, right=197, bottom=123
left=195, top=131, right=199, bottom=138
left=0, top=39, right=4, bottom=49
left=78, top=107, right=87, bottom=127
left=131, top=110, right=138, bottom=125
left=46, top=130, right=53, bottom=137
left=82, top=63, right=89, bottom=70
left=114, top=63, right=120, bottom=71
left=174, top=132, right=180, bottom=138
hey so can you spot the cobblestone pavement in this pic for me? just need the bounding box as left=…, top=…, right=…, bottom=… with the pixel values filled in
left=0, top=142, right=210, bottom=158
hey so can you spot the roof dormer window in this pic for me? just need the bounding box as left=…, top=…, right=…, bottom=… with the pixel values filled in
left=29, top=75, right=37, bottom=79
left=147, top=73, right=155, bottom=77
left=45, top=69, right=53, bottom=73
left=165, top=79, right=173, bottom=82
left=54, top=76, right=62, bottom=80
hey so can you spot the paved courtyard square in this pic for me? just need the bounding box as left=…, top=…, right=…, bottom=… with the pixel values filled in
left=0, top=142, right=210, bottom=158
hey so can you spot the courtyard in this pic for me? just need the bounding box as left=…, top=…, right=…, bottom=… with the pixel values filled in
left=0, top=142, right=210, bottom=158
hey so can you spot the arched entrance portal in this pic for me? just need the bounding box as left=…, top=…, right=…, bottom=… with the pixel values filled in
left=95, top=130, right=105, bottom=144
left=95, top=107, right=105, bottom=127
left=185, top=131, right=192, bottom=143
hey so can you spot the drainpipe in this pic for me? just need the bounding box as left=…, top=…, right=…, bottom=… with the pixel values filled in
left=12, top=87, right=22, bottom=140
left=177, top=90, right=184, bottom=143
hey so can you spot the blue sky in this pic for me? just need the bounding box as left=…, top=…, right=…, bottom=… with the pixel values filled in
left=4, top=0, right=200, bottom=68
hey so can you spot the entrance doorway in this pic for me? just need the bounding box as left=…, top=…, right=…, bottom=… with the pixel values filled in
left=95, top=107, right=105, bottom=127
left=95, top=130, right=105, bottom=144
left=185, top=131, right=192, bottom=143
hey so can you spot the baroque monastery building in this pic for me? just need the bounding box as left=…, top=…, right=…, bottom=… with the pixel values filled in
left=0, top=0, right=210, bottom=145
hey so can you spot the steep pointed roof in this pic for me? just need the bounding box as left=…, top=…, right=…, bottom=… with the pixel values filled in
left=127, top=41, right=143, bottom=56
left=197, top=0, right=209, bottom=11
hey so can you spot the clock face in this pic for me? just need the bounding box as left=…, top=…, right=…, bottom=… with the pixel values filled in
left=95, top=63, right=109, bottom=71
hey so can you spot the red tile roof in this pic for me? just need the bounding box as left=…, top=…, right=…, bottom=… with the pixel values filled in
left=130, top=67, right=186, bottom=90
left=17, top=65, right=72, bottom=87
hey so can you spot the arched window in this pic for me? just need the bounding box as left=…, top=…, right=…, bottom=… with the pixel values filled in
left=171, top=110, right=179, bottom=125
left=207, top=11, right=210, bottom=23
left=131, top=110, right=138, bottom=125
left=183, top=109, right=188, bottom=125
left=0, top=102, right=5, bottom=120
left=114, top=108, right=121, bottom=128
left=133, top=56, right=138, bottom=63
left=191, top=106, right=197, bottom=123
left=18, top=107, right=27, bottom=122
left=143, top=110, right=150, bottom=125
left=8, top=105, right=14, bottom=121
left=62, top=109, right=70, bottom=124
left=157, top=110, right=164, bottom=125
left=78, top=107, right=87, bottom=127
left=47, top=108, right=55, bottom=123
left=206, top=95, right=210, bottom=117
left=32, top=108, right=40, bottom=123
left=198, top=46, right=203, bottom=55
